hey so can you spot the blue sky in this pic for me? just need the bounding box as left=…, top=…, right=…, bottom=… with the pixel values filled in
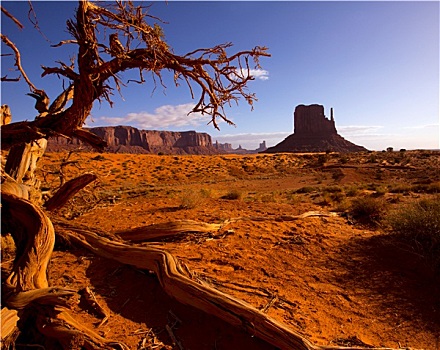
left=1, top=1, right=439, bottom=150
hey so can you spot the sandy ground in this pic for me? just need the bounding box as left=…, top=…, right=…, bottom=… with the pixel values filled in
left=3, top=150, right=440, bottom=349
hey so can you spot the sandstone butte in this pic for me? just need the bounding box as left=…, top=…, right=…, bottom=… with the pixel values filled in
left=264, top=104, right=368, bottom=153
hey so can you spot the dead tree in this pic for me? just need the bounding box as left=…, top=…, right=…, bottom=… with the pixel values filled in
left=0, top=2, right=398, bottom=350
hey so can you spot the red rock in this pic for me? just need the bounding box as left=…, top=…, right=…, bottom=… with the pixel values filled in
left=265, top=104, right=368, bottom=153
left=47, top=126, right=221, bottom=155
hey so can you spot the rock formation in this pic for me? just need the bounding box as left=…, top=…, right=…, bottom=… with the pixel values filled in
left=214, top=141, right=234, bottom=152
left=47, top=126, right=220, bottom=155
left=256, top=141, right=267, bottom=153
left=265, top=104, right=368, bottom=153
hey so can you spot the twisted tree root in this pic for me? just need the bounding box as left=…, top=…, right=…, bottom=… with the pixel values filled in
left=56, top=222, right=402, bottom=350
left=1, top=193, right=128, bottom=349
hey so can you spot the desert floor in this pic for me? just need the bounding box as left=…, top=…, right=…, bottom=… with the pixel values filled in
left=3, top=150, right=440, bottom=349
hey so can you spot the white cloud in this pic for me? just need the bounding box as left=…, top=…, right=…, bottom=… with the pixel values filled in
left=249, top=69, right=269, bottom=81
left=235, top=68, right=269, bottom=81
left=403, top=124, right=439, bottom=130
left=338, top=125, right=384, bottom=135
left=97, top=103, right=210, bottom=129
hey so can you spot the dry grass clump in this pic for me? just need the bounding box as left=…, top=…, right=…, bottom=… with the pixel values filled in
left=389, top=181, right=440, bottom=195
left=295, top=186, right=316, bottom=194
left=221, top=189, right=243, bottom=200
left=179, top=189, right=205, bottom=209
left=387, top=196, right=440, bottom=272
left=350, top=196, right=387, bottom=227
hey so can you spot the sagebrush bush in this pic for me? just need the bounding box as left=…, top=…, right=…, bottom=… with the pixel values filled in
left=345, top=186, right=359, bottom=197
left=222, top=189, right=242, bottom=200
left=387, top=196, right=440, bottom=271
left=296, top=186, right=316, bottom=194
left=350, top=196, right=386, bottom=227
left=179, top=190, right=205, bottom=209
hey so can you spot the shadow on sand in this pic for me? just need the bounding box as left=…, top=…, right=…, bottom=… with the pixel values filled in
left=84, top=251, right=277, bottom=350
left=336, top=233, right=440, bottom=338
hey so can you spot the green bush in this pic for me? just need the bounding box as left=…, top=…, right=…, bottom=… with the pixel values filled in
left=387, top=196, right=440, bottom=272
left=350, top=196, right=386, bottom=227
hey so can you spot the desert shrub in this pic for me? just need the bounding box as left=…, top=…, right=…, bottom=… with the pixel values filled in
left=389, top=184, right=412, bottom=194
left=329, top=191, right=345, bottom=203
left=373, top=186, right=387, bottom=197
left=259, top=192, right=281, bottom=203
left=339, top=155, right=349, bottom=164
left=228, top=165, right=246, bottom=178
left=199, top=188, right=213, bottom=198
left=368, top=154, right=378, bottom=163
left=296, top=186, right=316, bottom=194
left=91, top=155, right=106, bottom=161
left=412, top=182, right=440, bottom=194
left=286, top=193, right=302, bottom=205
left=322, top=185, right=343, bottom=193
left=179, top=189, right=205, bottom=209
left=367, top=183, right=382, bottom=192
left=222, top=189, right=242, bottom=200
left=345, top=186, right=359, bottom=197
left=316, top=154, right=327, bottom=166
left=335, top=198, right=351, bottom=212
left=387, top=196, right=440, bottom=272
left=350, top=196, right=386, bottom=227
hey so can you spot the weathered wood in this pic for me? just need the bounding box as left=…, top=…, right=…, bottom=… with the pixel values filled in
left=6, top=287, right=77, bottom=309
left=44, top=173, right=97, bottom=211
left=2, top=193, right=55, bottom=294
left=4, top=142, right=32, bottom=182
left=1, top=176, right=29, bottom=199
left=4, top=138, right=47, bottom=202
left=58, top=224, right=316, bottom=350
left=0, top=104, right=12, bottom=126
left=116, top=220, right=225, bottom=242
left=1, top=307, right=19, bottom=346
left=57, top=221, right=401, bottom=350
left=36, top=306, right=129, bottom=350
left=1, top=193, right=128, bottom=349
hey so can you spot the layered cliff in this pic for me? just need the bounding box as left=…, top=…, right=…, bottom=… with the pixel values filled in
left=47, top=126, right=220, bottom=155
left=265, top=104, right=368, bottom=153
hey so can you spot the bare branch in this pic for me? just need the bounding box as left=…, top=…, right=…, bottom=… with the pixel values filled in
left=1, top=6, right=24, bottom=29
left=1, top=75, right=21, bottom=82
left=1, top=0, right=270, bottom=150
left=44, top=173, right=98, bottom=211
left=51, top=39, right=78, bottom=48
left=0, top=34, right=37, bottom=91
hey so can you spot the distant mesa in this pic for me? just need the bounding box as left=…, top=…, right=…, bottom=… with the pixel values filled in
left=264, top=104, right=368, bottom=153
left=47, top=126, right=220, bottom=155
left=215, top=140, right=267, bottom=154
left=47, top=125, right=265, bottom=155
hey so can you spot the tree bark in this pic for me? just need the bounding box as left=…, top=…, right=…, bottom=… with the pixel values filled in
left=44, top=173, right=97, bottom=211
left=2, top=192, right=54, bottom=295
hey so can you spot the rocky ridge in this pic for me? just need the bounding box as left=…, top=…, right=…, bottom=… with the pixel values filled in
left=47, top=125, right=268, bottom=155
left=47, top=126, right=221, bottom=155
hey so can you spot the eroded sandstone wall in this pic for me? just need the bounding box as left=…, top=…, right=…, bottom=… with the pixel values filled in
left=294, top=104, right=337, bottom=135
left=47, top=126, right=218, bottom=154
